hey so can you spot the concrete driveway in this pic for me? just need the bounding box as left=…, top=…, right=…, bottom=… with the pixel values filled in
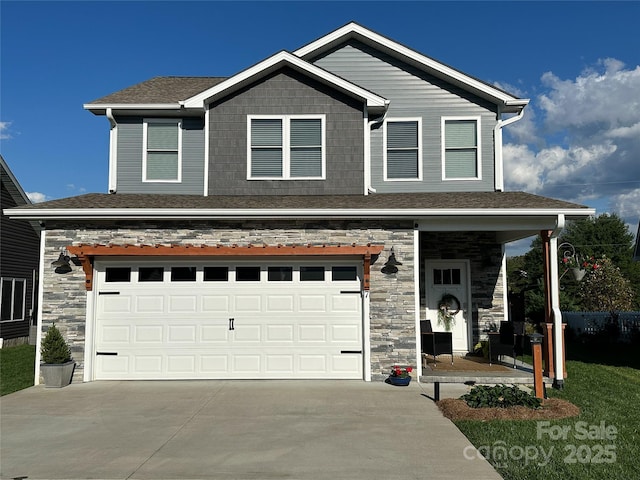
left=0, top=380, right=501, bottom=480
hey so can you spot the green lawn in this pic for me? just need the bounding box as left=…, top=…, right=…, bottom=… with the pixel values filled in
left=0, top=344, right=36, bottom=395
left=455, top=347, right=640, bottom=480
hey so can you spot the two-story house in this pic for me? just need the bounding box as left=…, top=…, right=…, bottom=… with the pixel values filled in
left=7, top=23, right=593, bottom=384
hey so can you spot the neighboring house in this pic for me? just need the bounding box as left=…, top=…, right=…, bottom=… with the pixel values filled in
left=0, top=155, right=40, bottom=347
left=6, top=23, right=594, bottom=384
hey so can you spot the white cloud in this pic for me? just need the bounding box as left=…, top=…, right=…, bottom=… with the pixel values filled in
left=0, top=121, right=11, bottom=140
left=503, top=58, right=640, bottom=218
left=26, top=191, right=48, bottom=203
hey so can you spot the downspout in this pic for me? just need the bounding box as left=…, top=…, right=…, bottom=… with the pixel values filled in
left=549, top=214, right=566, bottom=388
left=494, top=105, right=525, bottom=192
left=106, top=108, right=118, bottom=194
left=365, top=105, right=389, bottom=194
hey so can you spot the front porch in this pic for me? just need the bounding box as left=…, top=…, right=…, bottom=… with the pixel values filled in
left=419, top=354, right=553, bottom=401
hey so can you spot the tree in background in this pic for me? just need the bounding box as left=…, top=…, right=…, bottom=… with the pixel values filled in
left=578, top=256, right=635, bottom=312
left=507, top=213, right=640, bottom=322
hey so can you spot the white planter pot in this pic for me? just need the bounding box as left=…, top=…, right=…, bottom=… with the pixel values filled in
left=41, top=361, right=75, bottom=388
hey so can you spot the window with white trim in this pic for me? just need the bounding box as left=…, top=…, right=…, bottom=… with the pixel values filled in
left=143, top=119, right=181, bottom=182
left=442, top=117, right=480, bottom=180
left=384, top=119, right=422, bottom=181
left=0, top=278, right=26, bottom=322
left=248, top=115, right=325, bottom=179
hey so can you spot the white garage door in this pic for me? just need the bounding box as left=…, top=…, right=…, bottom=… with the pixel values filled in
left=93, top=259, right=363, bottom=380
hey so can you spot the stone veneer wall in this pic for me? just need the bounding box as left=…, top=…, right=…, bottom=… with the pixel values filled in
left=42, top=220, right=416, bottom=382
left=420, top=231, right=505, bottom=345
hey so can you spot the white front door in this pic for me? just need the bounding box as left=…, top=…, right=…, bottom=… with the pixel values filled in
left=425, top=260, right=470, bottom=353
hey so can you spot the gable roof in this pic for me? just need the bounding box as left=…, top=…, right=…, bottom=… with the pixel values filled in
left=0, top=154, right=31, bottom=206
left=84, top=23, right=526, bottom=117
left=182, top=50, right=388, bottom=112
left=295, top=22, right=528, bottom=113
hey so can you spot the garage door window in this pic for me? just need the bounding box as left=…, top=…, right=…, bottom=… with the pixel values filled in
left=139, top=267, right=164, bottom=282
left=236, top=266, right=260, bottom=282
left=105, top=268, right=131, bottom=283
left=300, top=266, right=324, bottom=281
left=268, top=267, right=292, bottom=281
left=332, top=266, right=357, bottom=281
left=204, top=267, right=229, bottom=282
left=171, top=267, right=196, bottom=282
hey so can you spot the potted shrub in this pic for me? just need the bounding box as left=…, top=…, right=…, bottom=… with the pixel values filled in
left=40, top=324, right=75, bottom=388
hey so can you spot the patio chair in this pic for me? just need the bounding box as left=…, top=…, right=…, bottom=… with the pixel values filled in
left=420, top=320, right=454, bottom=366
left=488, top=321, right=525, bottom=367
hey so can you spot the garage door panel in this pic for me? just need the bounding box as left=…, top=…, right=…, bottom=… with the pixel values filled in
left=266, top=325, right=294, bottom=342
left=331, top=295, right=360, bottom=312
left=202, top=295, right=230, bottom=312
left=101, top=296, right=132, bottom=313
left=168, top=325, right=197, bottom=342
left=136, top=295, right=164, bottom=313
left=201, top=325, right=229, bottom=342
left=200, top=355, right=228, bottom=373
left=299, top=355, right=327, bottom=373
left=233, top=325, right=262, bottom=342
left=101, top=325, right=131, bottom=343
left=299, top=324, right=326, bottom=342
left=331, top=324, right=361, bottom=342
left=96, top=355, right=129, bottom=375
left=95, top=261, right=363, bottom=380
left=134, top=325, right=164, bottom=343
left=298, top=295, right=326, bottom=311
left=234, top=295, right=261, bottom=312
left=167, top=355, right=196, bottom=373
left=134, top=356, right=163, bottom=373
left=266, top=295, right=294, bottom=312
left=233, top=355, right=261, bottom=373
left=168, top=295, right=198, bottom=313
left=266, top=355, right=294, bottom=373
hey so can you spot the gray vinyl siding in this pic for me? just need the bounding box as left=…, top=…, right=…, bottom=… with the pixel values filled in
left=310, top=40, right=499, bottom=193
left=208, top=67, right=364, bottom=196
left=115, top=117, right=205, bottom=194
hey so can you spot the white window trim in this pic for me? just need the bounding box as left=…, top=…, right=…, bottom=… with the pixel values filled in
left=0, top=277, right=26, bottom=323
left=142, top=118, right=182, bottom=183
left=247, top=115, right=326, bottom=180
left=383, top=117, right=423, bottom=182
left=441, top=116, right=482, bottom=181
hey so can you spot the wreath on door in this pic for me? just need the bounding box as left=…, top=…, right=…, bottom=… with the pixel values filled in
left=437, top=293, right=461, bottom=331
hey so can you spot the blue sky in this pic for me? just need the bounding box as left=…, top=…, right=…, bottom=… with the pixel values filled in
left=2, top=1, right=639, bottom=252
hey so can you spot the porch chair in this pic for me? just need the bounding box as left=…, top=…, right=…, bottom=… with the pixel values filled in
left=420, top=320, right=454, bottom=366
left=488, top=321, right=526, bottom=367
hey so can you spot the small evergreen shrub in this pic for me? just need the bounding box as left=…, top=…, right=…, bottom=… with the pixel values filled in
left=40, top=324, right=72, bottom=364
left=461, top=384, right=542, bottom=409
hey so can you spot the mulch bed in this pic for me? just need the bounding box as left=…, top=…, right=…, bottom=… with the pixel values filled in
left=437, top=397, right=581, bottom=421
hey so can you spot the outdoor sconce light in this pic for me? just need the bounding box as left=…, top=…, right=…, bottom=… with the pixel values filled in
left=51, top=249, right=73, bottom=274
left=381, top=247, right=402, bottom=274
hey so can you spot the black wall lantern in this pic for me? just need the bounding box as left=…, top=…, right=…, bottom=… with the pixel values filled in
left=381, top=247, right=402, bottom=274
left=51, top=249, right=74, bottom=274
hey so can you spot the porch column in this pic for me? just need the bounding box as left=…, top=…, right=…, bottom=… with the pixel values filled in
left=540, top=230, right=554, bottom=377
left=541, top=215, right=566, bottom=389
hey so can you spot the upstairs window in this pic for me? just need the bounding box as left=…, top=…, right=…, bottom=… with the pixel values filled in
left=442, top=118, right=480, bottom=180
left=248, top=115, right=325, bottom=179
left=143, top=119, right=181, bottom=182
left=384, top=119, right=421, bottom=181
